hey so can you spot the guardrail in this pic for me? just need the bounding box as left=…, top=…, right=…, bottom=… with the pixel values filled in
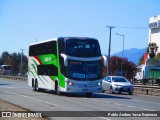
left=0, top=75, right=27, bottom=81
left=133, top=84, right=160, bottom=95
left=134, top=84, right=160, bottom=89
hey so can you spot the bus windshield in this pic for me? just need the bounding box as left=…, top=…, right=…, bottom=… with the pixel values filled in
left=66, top=60, right=102, bottom=80
left=66, top=39, right=101, bottom=57
left=4, top=66, right=11, bottom=70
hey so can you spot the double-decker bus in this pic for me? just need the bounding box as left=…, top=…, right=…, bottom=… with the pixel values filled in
left=0, top=65, right=12, bottom=75
left=28, top=37, right=106, bottom=97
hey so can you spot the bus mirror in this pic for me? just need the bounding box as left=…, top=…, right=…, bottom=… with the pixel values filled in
left=102, top=55, right=107, bottom=67
left=60, top=53, right=68, bottom=66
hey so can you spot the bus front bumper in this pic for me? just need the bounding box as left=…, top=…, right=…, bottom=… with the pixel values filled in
left=64, top=79, right=102, bottom=93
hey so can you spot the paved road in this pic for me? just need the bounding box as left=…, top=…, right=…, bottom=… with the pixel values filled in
left=0, top=78, right=160, bottom=120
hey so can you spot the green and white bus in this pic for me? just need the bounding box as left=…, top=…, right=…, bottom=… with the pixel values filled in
left=28, top=37, right=106, bottom=97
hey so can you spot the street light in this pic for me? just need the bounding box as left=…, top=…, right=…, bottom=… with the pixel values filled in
left=115, top=33, right=125, bottom=76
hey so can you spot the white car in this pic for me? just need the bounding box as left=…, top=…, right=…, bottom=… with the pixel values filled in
left=102, top=76, right=133, bottom=95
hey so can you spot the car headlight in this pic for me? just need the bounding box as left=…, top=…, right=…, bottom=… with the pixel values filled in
left=97, top=82, right=102, bottom=86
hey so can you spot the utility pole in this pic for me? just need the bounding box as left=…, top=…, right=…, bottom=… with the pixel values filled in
left=20, top=49, right=25, bottom=76
left=106, top=26, right=115, bottom=76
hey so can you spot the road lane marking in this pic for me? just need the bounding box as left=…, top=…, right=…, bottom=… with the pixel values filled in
left=0, top=89, right=110, bottom=120
left=85, top=98, right=155, bottom=111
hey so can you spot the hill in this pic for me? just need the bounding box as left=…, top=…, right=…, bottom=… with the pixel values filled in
left=112, top=48, right=146, bottom=65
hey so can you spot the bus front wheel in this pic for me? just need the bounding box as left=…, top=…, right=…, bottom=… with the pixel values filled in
left=86, top=92, right=93, bottom=98
left=55, top=81, right=60, bottom=95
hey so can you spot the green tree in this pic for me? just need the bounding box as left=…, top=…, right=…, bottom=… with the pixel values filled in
left=0, top=51, right=28, bottom=75
left=138, top=54, right=144, bottom=66
left=155, top=52, right=160, bottom=59
left=1, top=51, right=10, bottom=64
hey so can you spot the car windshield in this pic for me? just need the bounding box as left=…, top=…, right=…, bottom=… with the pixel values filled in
left=66, top=60, right=102, bottom=80
left=66, top=39, right=101, bottom=57
left=112, top=77, right=128, bottom=82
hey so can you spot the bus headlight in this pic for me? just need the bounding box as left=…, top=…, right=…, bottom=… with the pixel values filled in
left=68, top=82, right=74, bottom=86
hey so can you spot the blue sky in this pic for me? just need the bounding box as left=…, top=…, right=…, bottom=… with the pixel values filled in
left=0, top=0, right=159, bottom=55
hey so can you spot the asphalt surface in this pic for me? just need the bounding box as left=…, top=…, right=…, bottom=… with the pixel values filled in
left=0, top=78, right=160, bottom=120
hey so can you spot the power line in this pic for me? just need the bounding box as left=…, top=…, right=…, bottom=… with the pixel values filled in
left=90, top=26, right=106, bottom=37
left=91, top=25, right=148, bottom=38
left=116, top=26, right=148, bottom=29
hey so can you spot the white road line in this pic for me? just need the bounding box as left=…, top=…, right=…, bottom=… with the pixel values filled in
left=0, top=89, right=110, bottom=120
left=86, top=98, right=155, bottom=111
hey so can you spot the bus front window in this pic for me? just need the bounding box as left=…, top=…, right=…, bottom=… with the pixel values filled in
left=66, top=39, right=101, bottom=57
left=67, top=60, right=102, bottom=80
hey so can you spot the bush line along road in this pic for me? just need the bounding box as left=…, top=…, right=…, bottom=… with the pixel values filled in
left=0, top=77, right=160, bottom=120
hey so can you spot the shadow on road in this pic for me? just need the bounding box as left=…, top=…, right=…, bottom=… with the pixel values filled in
left=36, top=90, right=131, bottom=99
left=93, top=93, right=131, bottom=99
left=0, top=83, right=11, bottom=85
left=55, top=92, right=131, bottom=99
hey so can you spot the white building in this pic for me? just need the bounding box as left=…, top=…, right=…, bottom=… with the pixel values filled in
left=149, top=15, right=160, bottom=53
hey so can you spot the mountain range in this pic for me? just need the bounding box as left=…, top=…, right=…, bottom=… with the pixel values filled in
left=112, top=48, right=147, bottom=65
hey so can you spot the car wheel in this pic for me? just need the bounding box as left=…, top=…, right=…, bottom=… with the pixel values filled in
left=102, top=90, right=105, bottom=93
left=128, top=92, right=133, bottom=95
left=110, top=87, right=114, bottom=94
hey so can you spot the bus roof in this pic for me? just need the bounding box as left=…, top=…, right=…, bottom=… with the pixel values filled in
left=0, top=65, right=11, bottom=67
left=29, top=37, right=98, bottom=46
left=29, top=38, right=58, bottom=46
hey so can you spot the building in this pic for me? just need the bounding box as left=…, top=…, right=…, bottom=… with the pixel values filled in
left=149, top=15, right=160, bottom=53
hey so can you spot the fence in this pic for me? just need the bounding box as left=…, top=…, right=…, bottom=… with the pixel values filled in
left=0, top=75, right=27, bottom=81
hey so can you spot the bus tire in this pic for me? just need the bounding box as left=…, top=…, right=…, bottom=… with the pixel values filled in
left=86, top=92, right=93, bottom=98
left=55, top=80, right=60, bottom=95
left=34, top=79, right=41, bottom=92
left=32, top=79, right=36, bottom=91
left=32, top=78, right=34, bottom=88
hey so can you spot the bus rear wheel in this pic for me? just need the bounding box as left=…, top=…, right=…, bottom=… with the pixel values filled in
left=33, top=79, right=42, bottom=92
left=32, top=79, right=37, bottom=91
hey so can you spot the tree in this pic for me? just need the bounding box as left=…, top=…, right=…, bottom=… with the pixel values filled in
left=109, top=56, right=137, bottom=79
left=147, top=43, right=158, bottom=58
left=1, top=51, right=10, bottom=64
left=155, top=52, right=160, bottom=59
left=0, top=51, right=28, bottom=75
left=138, top=54, right=144, bottom=66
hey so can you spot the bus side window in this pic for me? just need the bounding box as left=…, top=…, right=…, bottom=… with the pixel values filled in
left=37, top=65, right=58, bottom=76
